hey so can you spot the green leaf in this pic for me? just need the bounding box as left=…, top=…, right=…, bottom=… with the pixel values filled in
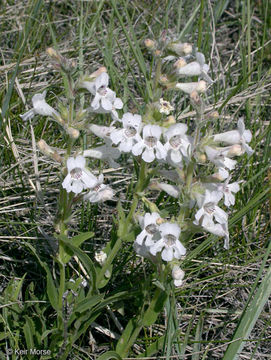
left=57, top=232, right=94, bottom=264
left=75, top=294, right=104, bottom=314
left=23, top=242, right=59, bottom=311
left=142, top=289, right=168, bottom=326
left=96, top=351, right=122, bottom=360
left=23, top=316, right=35, bottom=350
left=223, top=251, right=271, bottom=359
left=59, top=238, right=97, bottom=292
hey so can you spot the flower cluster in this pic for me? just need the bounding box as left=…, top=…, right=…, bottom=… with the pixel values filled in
left=20, top=40, right=254, bottom=289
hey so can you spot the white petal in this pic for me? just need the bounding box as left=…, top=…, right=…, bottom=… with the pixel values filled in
left=136, top=230, right=147, bottom=245
left=71, top=181, right=84, bottom=194
left=175, top=240, right=186, bottom=256
left=101, top=98, right=113, bottom=111
left=161, top=247, right=173, bottom=262
left=142, top=148, right=155, bottom=163
left=110, top=129, right=123, bottom=145
left=155, top=142, right=167, bottom=160
left=132, top=141, right=144, bottom=156
left=114, top=98, right=123, bottom=109
left=170, top=149, right=182, bottom=163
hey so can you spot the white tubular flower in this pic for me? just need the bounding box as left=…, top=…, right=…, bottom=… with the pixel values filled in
left=158, top=98, right=174, bottom=115
left=194, top=190, right=228, bottom=228
left=205, top=146, right=237, bottom=170
left=89, top=124, right=115, bottom=142
left=150, top=223, right=186, bottom=262
left=175, top=80, right=207, bottom=94
left=83, top=72, right=121, bottom=112
left=216, top=178, right=240, bottom=207
left=20, top=91, right=59, bottom=121
left=84, top=174, right=114, bottom=203
left=172, top=266, right=185, bottom=287
left=132, top=125, right=167, bottom=163
left=150, top=181, right=180, bottom=198
left=164, top=123, right=191, bottom=163
left=213, top=118, right=253, bottom=156
left=110, top=113, right=142, bottom=152
left=136, top=212, right=161, bottom=246
left=176, top=52, right=212, bottom=83
left=62, top=155, right=98, bottom=194
left=84, top=145, right=121, bottom=168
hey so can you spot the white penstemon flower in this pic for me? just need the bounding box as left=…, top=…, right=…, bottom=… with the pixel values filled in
left=84, top=174, right=114, bottom=203
left=135, top=212, right=161, bottom=247
left=158, top=98, right=174, bottom=115
left=205, top=146, right=237, bottom=171
left=110, top=113, right=142, bottom=152
left=176, top=52, right=212, bottom=83
left=164, top=123, right=191, bottom=164
left=213, top=118, right=253, bottom=156
left=20, top=91, right=59, bottom=121
left=193, top=190, right=229, bottom=246
left=83, top=72, right=123, bottom=114
left=84, top=124, right=121, bottom=168
left=62, top=155, right=98, bottom=194
left=132, top=125, right=167, bottom=163
left=216, top=178, right=240, bottom=207
left=149, top=223, right=186, bottom=262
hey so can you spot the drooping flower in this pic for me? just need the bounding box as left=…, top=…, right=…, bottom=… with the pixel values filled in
left=132, top=125, right=167, bottom=163
left=176, top=52, right=212, bottom=83
left=20, top=91, right=59, bottom=121
left=213, top=118, right=253, bottom=156
left=149, top=223, right=186, bottom=262
left=164, top=123, right=191, bottom=163
left=110, top=113, right=142, bottom=152
left=135, top=212, right=161, bottom=246
left=62, top=155, right=98, bottom=194
left=205, top=146, right=237, bottom=170
left=84, top=174, right=114, bottom=203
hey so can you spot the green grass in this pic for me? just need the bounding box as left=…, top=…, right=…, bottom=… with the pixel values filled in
left=1, top=0, right=271, bottom=359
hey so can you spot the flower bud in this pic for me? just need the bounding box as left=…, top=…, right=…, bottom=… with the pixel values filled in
left=163, top=115, right=176, bottom=127
left=95, top=251, right=107, bottom=265
left=154, top=49, right=161, bottom=56
left=173, top=57, right=187, bottom=69
left=89, top=66, right=107, bottom=80
left=227, top=144, right=243, bottom=156
left=168, top=42, right=192, bottom=56
left=46, top=47, right=61, bottom=61
left=196, top=152, right=207, bottom=163
left=172, top=265, right=185, bottom=280
left=66, top=127, right=80, bottom=139
left=175, top=80, right=207, bottom=94
left=159, top=75, right=170, bottom=85
left=144, top=39, right=156, bottom=50
left=37, top=139, right=62, bottom=163
left=172, top=266, right=185, bottom=287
